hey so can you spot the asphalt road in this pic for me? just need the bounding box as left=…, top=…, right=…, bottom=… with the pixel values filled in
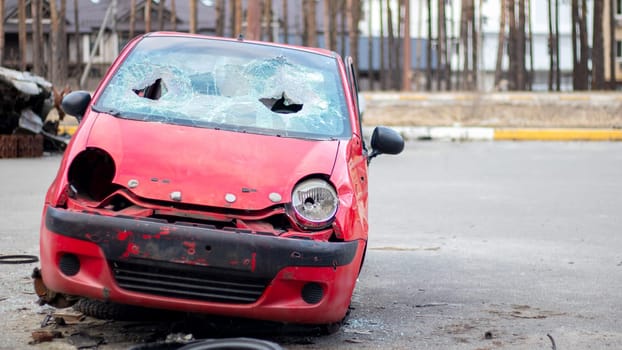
left=1, top=141, right=621, bottom=349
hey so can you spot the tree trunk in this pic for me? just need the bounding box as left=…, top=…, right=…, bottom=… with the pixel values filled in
left=350, top=0, right=361, bottom=76
left=437, top=0, right=444, bottom=90
left=547, top=0, right=554, bottom=90
left=571, top=0, right=578, bottom=89
left=494, top=0, right=506, bottom=89
left=265, top=0, right=274, bottom=41
left=49, top=0, right=58, bottom=82
left=425, top=0, right=432, bottom=91
left=516, top=0, right=526, bottom=90
left=394, top=0, right=402, bottom=90
left=527, top=0, right=534, bottom=90
left=578, top=0, right=589, bottom=89
left=0, top=0, right=4, bottom=66
left=74, top=0, right=82, bottom=86
left=402, top=0, right=411, bottom=91
left=367, top=0, right=374, bottom=90
left=471, top=0, right=478, bottom=89
left=58, top=0, right=67, bottom=85
left=324, top=0, right=332, bottom=50
left=508, top=0, right=517, bottom=89
left=234, top=0, right=242, bottom=38
left=340, top=0, right=347, bottom=59
left=555, top=0, right=561, bottom=91
left=189, top=0, right=196, bottom=34
left=282, top=0, right=288, bottom=43
left=32, top=0, right=44, bottom=76
left=145, top=0, right=152, bottom=33
left=215, top=0, right=224, bottom=36
left=609, top=0, right=616, bottom=88
left=303, top=0, right=318, bottom=46
left=387, top=0, right=396, bottom=89
left=171, top=0, right=177, bottom=31
left=592, top=0, right=604, bottom=89
left=18, top=0, right=27, bottom=71
left=158, top=0, right=166, bottom=31
left=246, top=0, right=261, bottom=40
left=380, top=0, right=386, bottom=89
left=129, top=0, right=136, bottom=38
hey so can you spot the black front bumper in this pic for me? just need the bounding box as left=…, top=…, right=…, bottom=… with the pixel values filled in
left=45, top=206, right=359, bottom=280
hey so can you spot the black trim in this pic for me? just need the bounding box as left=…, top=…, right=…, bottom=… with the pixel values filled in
left=45, top=206, right=359, bottom=280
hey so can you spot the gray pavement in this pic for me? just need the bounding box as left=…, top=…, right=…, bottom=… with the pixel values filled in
left=1, top=142, right=621, bottom=349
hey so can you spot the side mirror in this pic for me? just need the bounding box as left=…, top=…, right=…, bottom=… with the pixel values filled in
left=61, top=91, right=92, bottom=122
left=369, top=126, right=404, bottom=161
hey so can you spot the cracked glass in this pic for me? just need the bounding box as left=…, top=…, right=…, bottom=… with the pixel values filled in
left=94, top=36, right=351, bottom=140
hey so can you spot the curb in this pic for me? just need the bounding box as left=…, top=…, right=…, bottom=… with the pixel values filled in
left=363, top=126, right=622, bottom=142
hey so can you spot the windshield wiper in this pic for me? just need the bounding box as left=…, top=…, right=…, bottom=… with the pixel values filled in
left=92, top=105, right=122, bottom=117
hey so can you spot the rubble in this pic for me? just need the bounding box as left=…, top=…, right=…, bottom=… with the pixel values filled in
left=0, top=66, right=69, bottom=157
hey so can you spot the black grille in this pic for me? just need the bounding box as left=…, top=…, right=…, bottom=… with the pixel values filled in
left=110, top=260, right=269, bottom=304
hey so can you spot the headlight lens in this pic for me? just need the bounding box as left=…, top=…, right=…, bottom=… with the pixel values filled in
left=291, top=179, right=339, bottom=229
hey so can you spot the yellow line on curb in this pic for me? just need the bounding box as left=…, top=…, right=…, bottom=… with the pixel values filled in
left=494, top=129, right=622, bottom=141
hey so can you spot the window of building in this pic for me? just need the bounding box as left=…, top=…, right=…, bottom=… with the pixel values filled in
left=617, top=41, right=622, bottom=59
left=618, top=0, right=622, bottom=15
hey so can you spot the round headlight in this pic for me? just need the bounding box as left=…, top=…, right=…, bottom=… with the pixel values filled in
left=291, top=179, right=338, bottom=229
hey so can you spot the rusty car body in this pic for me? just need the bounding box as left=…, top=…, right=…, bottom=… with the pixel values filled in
left=37, top=32, right=403, bottom=327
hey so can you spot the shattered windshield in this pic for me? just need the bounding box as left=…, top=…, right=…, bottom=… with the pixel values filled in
left=94, top=36, right=351, bottom=139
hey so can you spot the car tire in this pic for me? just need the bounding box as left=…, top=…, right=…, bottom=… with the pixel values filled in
left=73, top=298, right=176, bottom=321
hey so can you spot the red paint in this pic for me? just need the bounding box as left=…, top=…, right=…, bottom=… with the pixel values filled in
left=38, top=33, right=392, bottom=325
left=117, top=231, right=131, bottom=241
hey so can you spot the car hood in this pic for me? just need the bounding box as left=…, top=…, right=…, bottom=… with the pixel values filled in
left=85, top=114, right=340, bottom=210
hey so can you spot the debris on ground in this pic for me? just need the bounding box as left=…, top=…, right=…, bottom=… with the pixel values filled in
left=0, top=66, right=70, bottom=157
left=31, top=329, right=63, bottom=343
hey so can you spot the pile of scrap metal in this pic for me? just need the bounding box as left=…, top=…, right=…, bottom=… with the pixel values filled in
left=0, top=66, right=70, bottom=158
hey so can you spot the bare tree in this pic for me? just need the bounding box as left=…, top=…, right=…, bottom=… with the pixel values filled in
left=32, top=0, right=44, bottom=76
left=234, top=0, right=242, bottom=37
left=547, top=0, right=554, bottom=90
left=555, top=0, right=560, bottom=90
left=494, top=0, right=506, bottom=89
left=350, top=0, right=361, bottom=73
left=145, top=0, right=152, bottom=33
left=367, top=0, right=374, bottom=90
left=437, top=0, right=445, bottom=90
left=129, top=0, right=136, bottom=38
left=215, top=0, right=224, bottom=36
left=189, top=0, right=196, bottom=34
left=380, top=0, right=386, bottom=89
left=387, top=0, right=396, bottom=89
left=58, top=0, right=68, bottom=84
left=18, top=0, right=27, bottom=71
left=340, top=0, right=347, bottom=58
left=247, top=0, right=261, bottom=40
left=425, top=0, right=432, bottom=91
left=402, top=0, right=411, bottom=91
left=171, top=0, right=177, bottom=31
left=0, top=0, right=4, bottom=66
left=264, top=0, right=274, bottom=41
left=571, top=0, right=589, bottom=90
left=592, top=0, right=604, bottom=89
left=282, top=0, right=288, bottom=43
left=516, top=0, right=526, bottom=89
left=158, top=0, right=166, bottom=31
left=609, top=0, right=616, bottom=88
left=74, top=0, right=82, bottom=85
left=49, top=0, right=58, bottom=82
left=303, top=0, right=317, bottom=46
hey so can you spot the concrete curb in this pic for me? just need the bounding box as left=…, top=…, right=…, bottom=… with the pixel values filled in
left=363, top=126, right=622, bottom=141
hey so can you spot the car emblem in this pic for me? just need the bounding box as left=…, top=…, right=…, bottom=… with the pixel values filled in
left=128, top=179, right=139, bottom=188
left=225, top=193, right=237, bottom=203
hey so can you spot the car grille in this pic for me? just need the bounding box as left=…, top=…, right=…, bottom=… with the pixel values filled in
left=110, top=260, right=269, bottom=304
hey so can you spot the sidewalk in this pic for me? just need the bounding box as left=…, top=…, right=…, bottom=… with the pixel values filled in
left=362, top=92, right=622, bottom=141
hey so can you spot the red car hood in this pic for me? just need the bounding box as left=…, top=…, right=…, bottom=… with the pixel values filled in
left=86, top=114, right=339, bottom=210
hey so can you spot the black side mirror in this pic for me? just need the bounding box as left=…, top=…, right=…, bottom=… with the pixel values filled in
left=369, top=126, right=404, bottom=161
left=61, top=91, right=92, bottom=122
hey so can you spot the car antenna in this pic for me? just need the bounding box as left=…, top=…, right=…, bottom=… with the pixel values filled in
left=237, top=34, right=244, bottom=41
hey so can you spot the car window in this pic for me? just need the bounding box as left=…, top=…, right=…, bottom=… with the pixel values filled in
left=94, top=36, right=351, bottom=140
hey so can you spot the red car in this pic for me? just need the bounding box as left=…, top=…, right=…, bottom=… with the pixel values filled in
left=36, top=32, right=403, bottom=328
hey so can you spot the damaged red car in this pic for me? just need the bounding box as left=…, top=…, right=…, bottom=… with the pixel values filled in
left=36, top=32, right=403, bottom=328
